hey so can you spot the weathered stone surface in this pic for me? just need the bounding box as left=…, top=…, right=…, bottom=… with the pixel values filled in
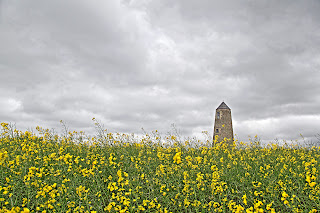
left=213, top=102, right=233, bottom=145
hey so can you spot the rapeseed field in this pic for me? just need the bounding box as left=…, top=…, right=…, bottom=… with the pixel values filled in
left=0, top=122, right=319, bottom=212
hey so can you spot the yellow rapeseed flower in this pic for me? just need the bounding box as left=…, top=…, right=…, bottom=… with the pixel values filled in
left=242, top=194, right=247, bottom=205
left=173, top=152, right=182, bottom=164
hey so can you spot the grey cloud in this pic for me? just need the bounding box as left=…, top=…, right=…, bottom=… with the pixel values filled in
left=1, top=0, right=320, bottom=143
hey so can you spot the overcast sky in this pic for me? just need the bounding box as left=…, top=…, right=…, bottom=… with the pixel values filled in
left=1, top=0, right=320, bottom=143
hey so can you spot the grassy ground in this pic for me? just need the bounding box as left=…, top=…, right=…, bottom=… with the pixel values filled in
left=0, top=122, right=319, bottom=212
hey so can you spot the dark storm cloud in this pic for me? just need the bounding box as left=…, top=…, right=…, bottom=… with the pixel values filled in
left=1, top=0, right=320, bottom=143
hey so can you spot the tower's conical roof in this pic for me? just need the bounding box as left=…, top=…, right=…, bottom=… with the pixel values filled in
left=217, top=102, right=230, bottom=110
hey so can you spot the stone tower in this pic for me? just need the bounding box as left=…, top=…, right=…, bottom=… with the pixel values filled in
left=213, top=102, right=234, bottom=144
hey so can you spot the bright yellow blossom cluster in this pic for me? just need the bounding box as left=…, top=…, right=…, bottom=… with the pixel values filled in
left=0, top=123, right=319, bottom=212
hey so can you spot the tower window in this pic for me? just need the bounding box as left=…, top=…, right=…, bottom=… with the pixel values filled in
left=216, top=128, right=219, bottom=133
left=217, top=112, right=220, bottom=119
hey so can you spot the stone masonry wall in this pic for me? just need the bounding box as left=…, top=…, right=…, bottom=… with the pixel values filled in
left=213, top=108, right=233, bottom=144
